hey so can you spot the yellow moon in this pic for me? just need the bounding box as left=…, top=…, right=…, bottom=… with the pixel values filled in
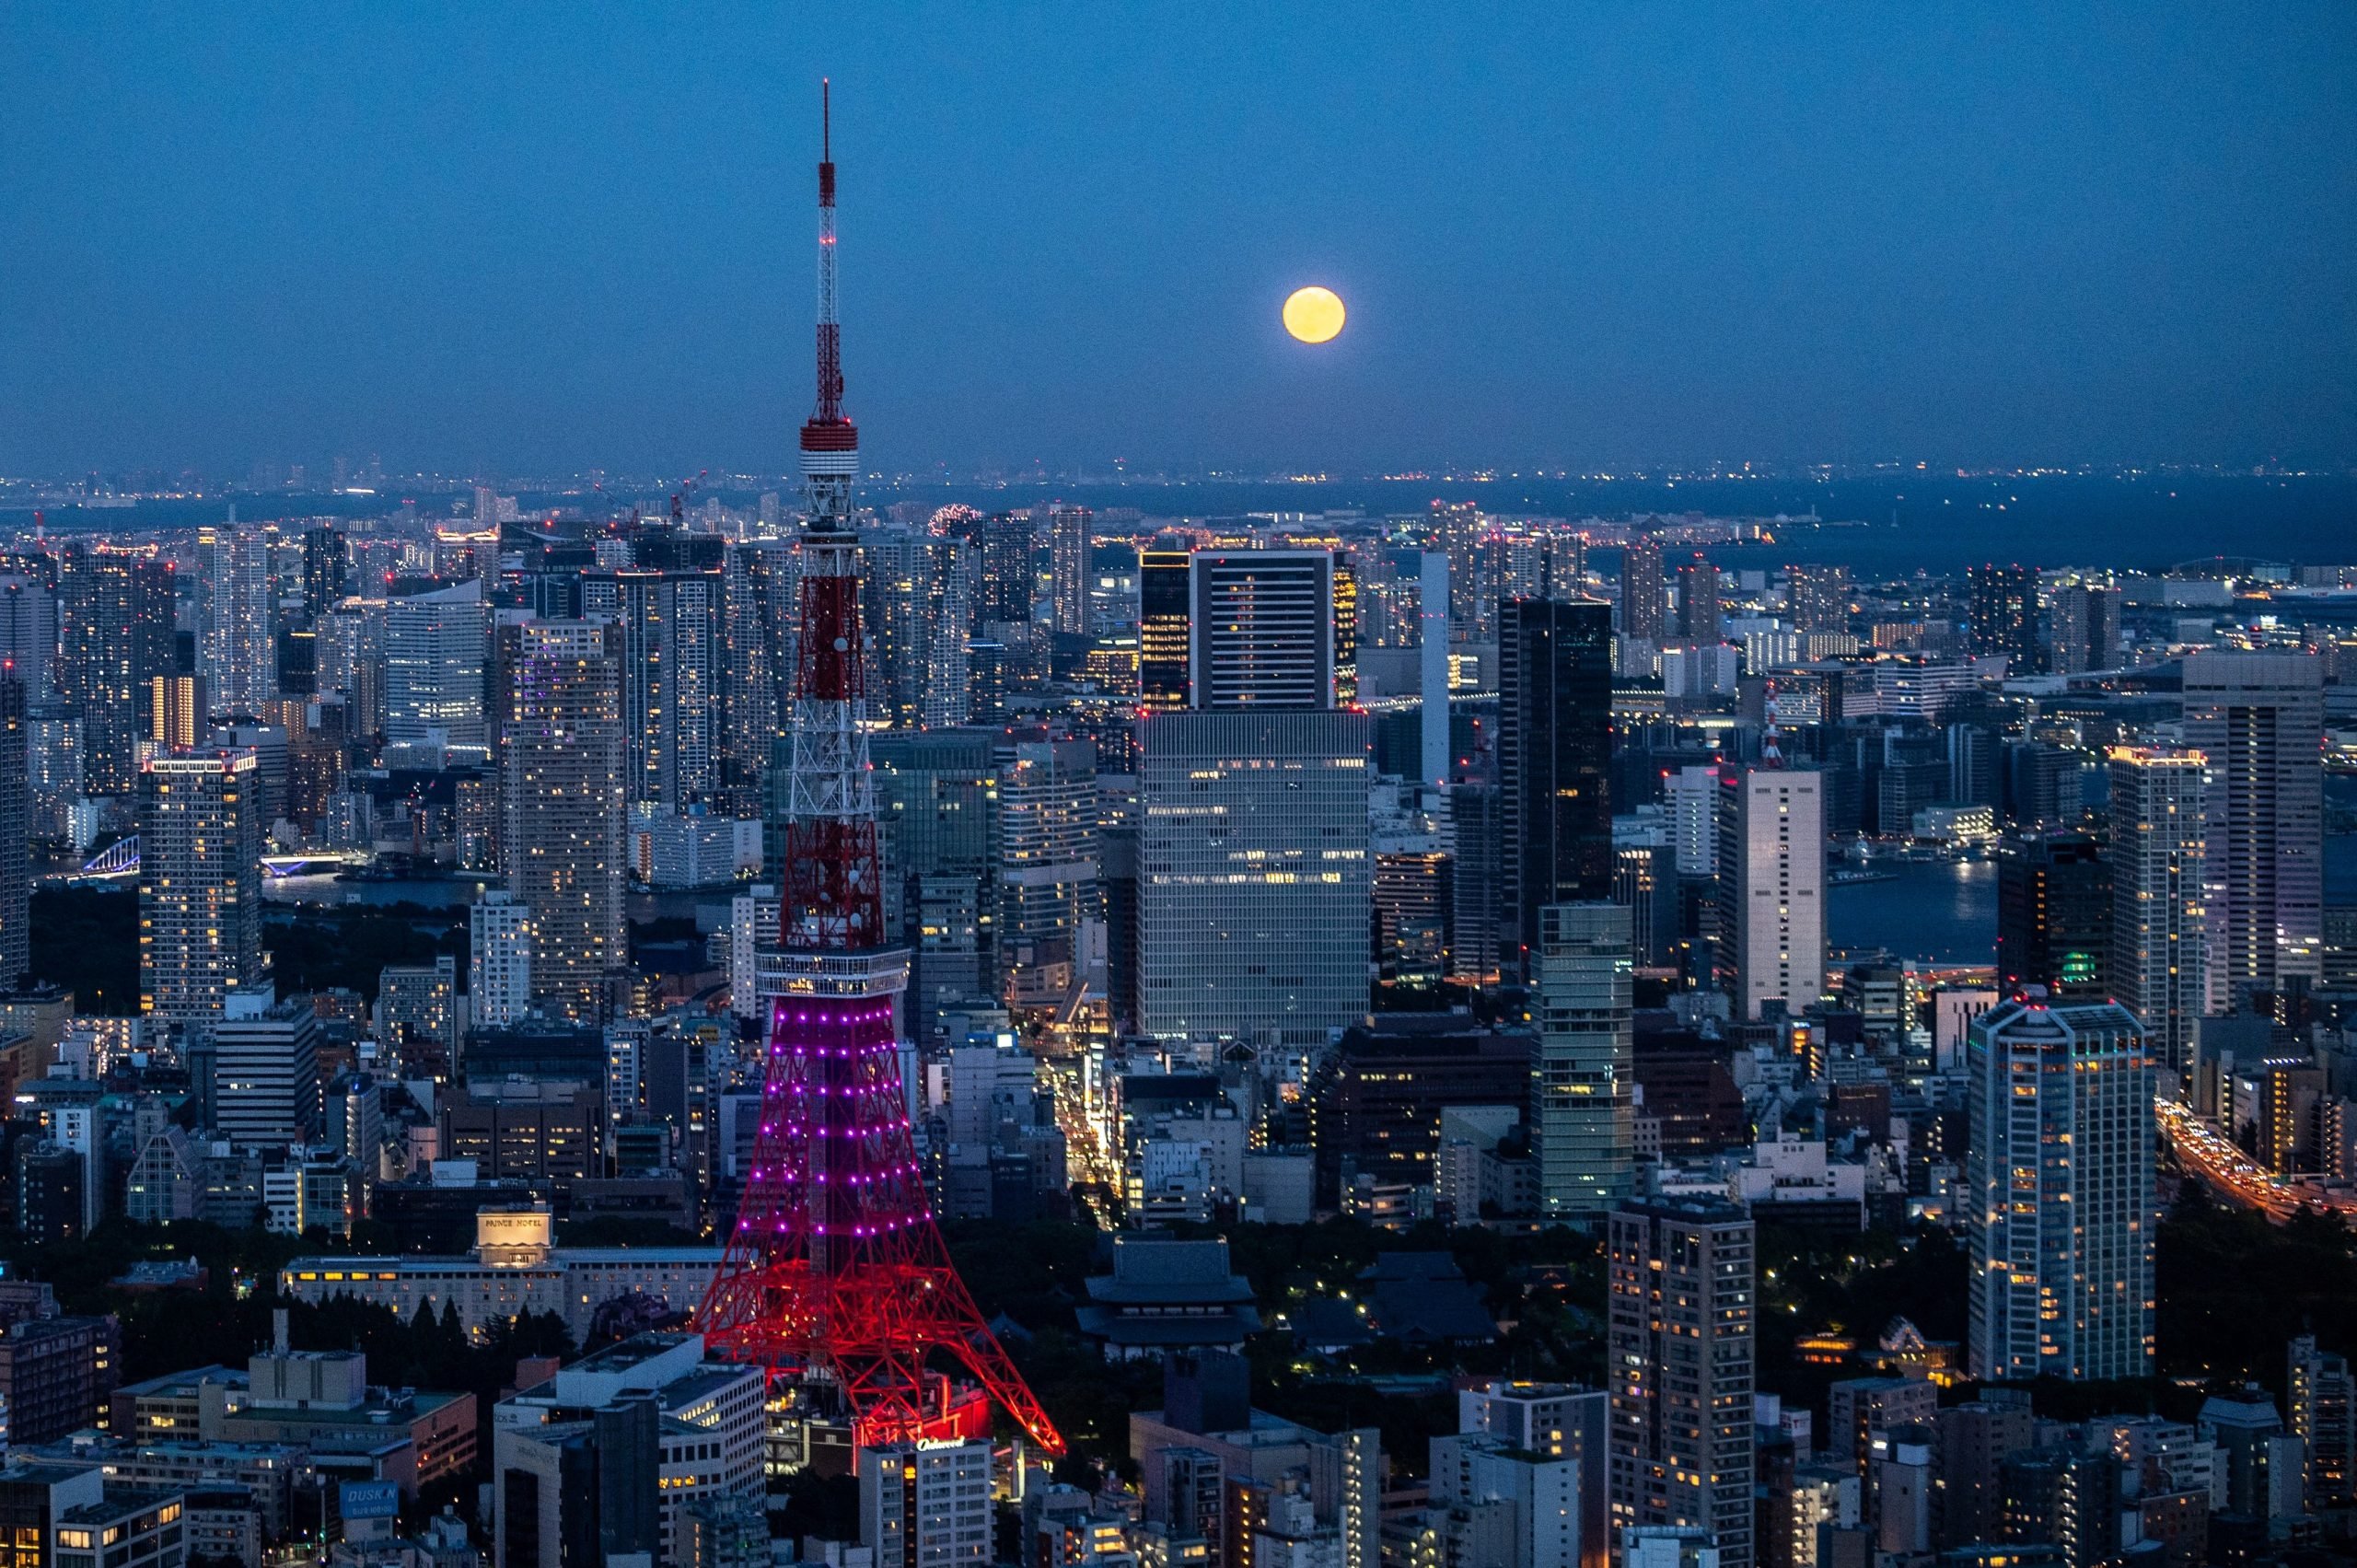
left=1283, top=285, right=1346, bottom=343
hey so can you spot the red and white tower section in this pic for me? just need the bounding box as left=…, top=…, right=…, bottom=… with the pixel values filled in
left=694, top=84, right=1063, bottom=1458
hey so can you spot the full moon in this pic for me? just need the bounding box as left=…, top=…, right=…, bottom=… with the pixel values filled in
left=1283, top=285, right=1346, bottom=343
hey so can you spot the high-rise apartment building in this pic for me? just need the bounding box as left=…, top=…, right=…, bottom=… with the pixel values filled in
left=1994, top=830, right=2111, bottom=999
left=721, top=539, right=795, bottom=807
left=1608, top=1197, right=1756, bottom=1568
left=2108, top=747, right=2208, bottom=1074
left=1499, top=599, right=1614, bottom=976
left=1784, top=566, right=1849, bottom=637
left=138, top=749, right=265, bottom=1018
left=957, top=511, right=1038, bottom=627
left=1138, top=710, right=1370, bottom=1043
left=1046, top=503, right=1091, bottom=637
left=2042, top=583, right=2122, bottom=676
left=502, top=621, right=626, bottom=1019
left=384, top=579, right=491, bottom=753
left=58, top=545, right=175, bottom=796
left=1676, top=560, right=1722, bottom=645
left=1967, top=564, right=2039, bottom=670
left=1529, top=902, right=1635, bottom=1219
left=211, top=988, right=323, bottom=1147
left=2182, top=650, right=2325, bottom=1006
left=863, top=528, right=973, bottom=729
left=1138, top=547, right=1193, bottom=710
left=0, top=569, right=57, bottom=698
left=314, top=595, right=388, bottom=739
left=0, top=679, right=24, bottom=986
left=995, top=736, right=1097, bottom=1010
left=583, top=564, right=725, bottom=806
left=470, top=891, right=535, bottom=1031
left=1714, top=767, right=1826, bottom=1021
left=1965, top=997, right=2153, bottom=1382
left=1618, top=537, right=1667, bottom=645
left=299, top=525, right=348, bottom=621
left=1188, top=550, right=1335, bottom=710
left=196, top=524, right=277, bottom=714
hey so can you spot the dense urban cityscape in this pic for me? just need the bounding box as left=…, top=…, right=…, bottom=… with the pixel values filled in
left=5, top=11, right=2357, bottom=1568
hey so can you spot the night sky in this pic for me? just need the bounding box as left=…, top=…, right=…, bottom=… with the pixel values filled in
left=4, top=6, right=2352, bottom=476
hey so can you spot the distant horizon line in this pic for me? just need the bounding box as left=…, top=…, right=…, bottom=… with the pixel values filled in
left=6, top=458, right=2354, bottom=500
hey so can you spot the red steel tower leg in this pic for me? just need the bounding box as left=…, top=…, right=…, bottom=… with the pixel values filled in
left=694, top=82, right=1063, bottom=1458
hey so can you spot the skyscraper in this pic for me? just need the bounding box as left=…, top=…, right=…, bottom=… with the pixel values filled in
left=1967, top=564, right=2039, bottom=670
left=1994, top=830, right=2111, bottom=999
left=1529, top=902, right=1634, bottom=1219
left=1675, top=559, right=1722, bottom=645
left=859, top=1439, right=994, bottom=1568
left=2108, top=747, right=2208, bottom=1075
left=583, top=563, right=725, bottom=806
left=502, top=620, right=627, bottom=1019
left=0, top=568, right=57, bottom=698
left=383, top=579, right=491, bottom=753
left=0, top=677, right=25, bottom=986
left=2042, top=582, right=2122, bottom=676
left=2182, top=650, right=2325, bottom=1006
left=1137, top=547, right=1193, bottom=710
left=958, top=510, right=1038, bottom=627
left=196, top=524, right=277, bottom=714
left=138, top=749, right=266, bottom=1018
left=1188, top=550, right=1335, bottom=710
left=863, top=528, right=973, bottom=729
left=995, top=736, right=1098, bottom=1010
left=1784, top=565, right=1849, bottom=637
left=721, top=538, right=796, bottom=807
left=1046, top=502, right=1091, bottom=638
left=1608, top=1196, right=1756, bottom=1568
left=2289, top=1334, right=2357, bottom=1508
left=1714, top=767, right=1826, bottom=1020
left=299, top=525, right=348, bottom=621
left=1138, top=709, right=1370, bottom=1043
left=58, top=545, right=175, bottom=796
left=1618, top=536, right=1667, bottom=645
left=1965, top=997, right=2153, bottom=1382
left=1499, top=599, right=1614, bottom=976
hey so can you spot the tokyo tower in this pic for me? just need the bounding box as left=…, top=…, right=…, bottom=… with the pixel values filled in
left=694, top=82, right=1063, bottom=1457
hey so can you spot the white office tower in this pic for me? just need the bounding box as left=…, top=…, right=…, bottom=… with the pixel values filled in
left=1965, top=996, right=2154, bottom=1382
left=2181, top=650, right=2325, bottom=1007
left=1665, top=764, right=1719, bottom=877
left=1138, top=709, right=1371, bottom=1043
left=1530, top=903, right=1635, bottom=1219
left=469, top=891, right=534, bottom=1030
left=1188, top=549, right=1336, bottom=709
left=1429, top=1431, right=1582, bottom=1568
left=2108, top=747, right=2208, bottom=1076
left=211, top=987, right=323, bottom=1148
left=384, top=578, right=491, bottom=753
left=139, top=749, right=265, bottom=1018
left=196, top=524, right=276, bottom=714
left=860, top=1438, right=993, bottom=1567
left=1713, top=767, right=1826, bottom=1020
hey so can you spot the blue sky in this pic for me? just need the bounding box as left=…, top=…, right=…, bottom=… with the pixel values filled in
left=3, top=4, right=2351, bottom=475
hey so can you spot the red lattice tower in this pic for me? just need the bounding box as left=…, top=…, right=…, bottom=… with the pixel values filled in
left=694, top=81, right=1063, bottom=1457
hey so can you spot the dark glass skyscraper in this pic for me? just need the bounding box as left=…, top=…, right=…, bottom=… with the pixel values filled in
left=1968, top=563, right=2040, bottom=670
left=58, top=545, right=176, bottom=797
left=1995, top=830, right=2112, bottom=998
left=1499, top=598, right=1614, bottom=978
